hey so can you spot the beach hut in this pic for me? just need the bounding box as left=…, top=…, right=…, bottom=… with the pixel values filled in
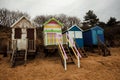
left=43, top=18, right=63, bottom=49
left=11, top=16, right=36, bottom=52
left=63, top=25, right=84, bottom=48
left=83, top=26, right=104, bottom=46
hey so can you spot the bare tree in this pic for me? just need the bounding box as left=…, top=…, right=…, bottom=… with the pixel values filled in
left=33, top=14, right=81, bottom=31
left=0, top=8, right=8, bottom=27
left=0, top=8, right=30, bottom=27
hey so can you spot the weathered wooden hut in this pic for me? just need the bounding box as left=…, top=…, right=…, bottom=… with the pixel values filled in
left=43, top=18, right=63, bottom=49
left=11, top=16, right=36, bottom=52
left=63, top=25, right=84, bottom=48
left=83, top=26, right=104, bottom=46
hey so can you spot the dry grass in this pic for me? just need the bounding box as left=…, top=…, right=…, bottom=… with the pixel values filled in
left=0, top=47, right=120, bottom=80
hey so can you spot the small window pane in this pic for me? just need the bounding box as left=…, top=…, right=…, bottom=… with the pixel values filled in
left=15, top=28, right=21, bottom=39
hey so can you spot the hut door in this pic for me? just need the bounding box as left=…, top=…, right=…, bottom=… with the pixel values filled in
left=27, top=29, right=34, bottom=50
left=74, top=31, right=83, bottom=48
left=92, top=30, right=98, bottom=45
left=97, top=30, right=104, bottom=43
left=14, top=28, right=23, bottom=50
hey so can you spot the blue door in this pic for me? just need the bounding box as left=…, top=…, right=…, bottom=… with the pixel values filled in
left=74, top=38, right=83, bottom=48
left=92, top=30, right=98, bottom=45
left=97, top=30, right=104, bottom=43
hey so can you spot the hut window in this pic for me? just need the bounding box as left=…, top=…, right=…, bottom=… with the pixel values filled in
left=15, top=28, right=21, bottom=39
left=75, top=31, right=82, bottom=38
left=68, top=31, right=74, bottom=38
left=27, top=29, right=34, bottom=39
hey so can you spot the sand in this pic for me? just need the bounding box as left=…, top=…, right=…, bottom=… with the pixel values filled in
left=0, top=47, right=120, bottom=80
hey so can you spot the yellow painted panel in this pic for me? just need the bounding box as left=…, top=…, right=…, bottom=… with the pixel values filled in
left=47, top=33, right=57, bottom=45
left=44, top=24, right=61, bottom=28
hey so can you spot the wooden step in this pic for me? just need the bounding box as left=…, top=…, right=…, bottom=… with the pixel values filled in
left=66, top=53, right=74, bottom=64
left=66, top=53, right=71, bottom=56
left=67, top=58, right=74, bottom=64
left=65, top=51, right=70, bottom=53
left=15, top=58, right=24, bottom=62
left=16, top=53, right=25, bottom=56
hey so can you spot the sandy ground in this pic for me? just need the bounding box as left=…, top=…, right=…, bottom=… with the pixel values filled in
left=0, top=47, right=120, bottom=80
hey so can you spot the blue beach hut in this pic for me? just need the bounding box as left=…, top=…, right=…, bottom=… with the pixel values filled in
left=83, top=26, right=104, bottom=46
left=63, top=25, right=84, bottom=48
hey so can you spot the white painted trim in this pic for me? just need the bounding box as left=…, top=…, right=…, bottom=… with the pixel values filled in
left=68, top=25, right=83, bottom=31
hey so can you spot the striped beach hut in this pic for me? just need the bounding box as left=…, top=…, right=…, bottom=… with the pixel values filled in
left=63, top=25, right=84, bottom=48
left=83, top=26, right=104, bottom=46
left=43, top=18, right=63, bottom=48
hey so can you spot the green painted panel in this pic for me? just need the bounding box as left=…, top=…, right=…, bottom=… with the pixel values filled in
left=44, top=30, right=62, bottom=32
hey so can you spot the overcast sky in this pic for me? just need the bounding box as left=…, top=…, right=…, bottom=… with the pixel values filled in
left=0, top=0, right=120, bottom=22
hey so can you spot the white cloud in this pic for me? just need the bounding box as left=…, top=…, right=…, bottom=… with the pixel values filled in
left=0, top=0, right=120, bottom=22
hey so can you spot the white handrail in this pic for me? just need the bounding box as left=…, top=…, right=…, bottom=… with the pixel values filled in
left=57, top=39, right=67, bottom=70
left=67, top=34, right=81, bottom=57
left=66, top=33, right=81, bottom=68
left=57, top=39, right=68, bottom=59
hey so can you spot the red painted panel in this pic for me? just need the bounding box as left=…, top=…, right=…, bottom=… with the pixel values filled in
left=48, top=20, right=58, bottom=24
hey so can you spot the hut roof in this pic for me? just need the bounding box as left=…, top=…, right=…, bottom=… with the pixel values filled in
left=63, top=25, right=83, bottom=33
left=43, top=18, right=63, bottom=27
left=68, top=25, right=83, bottom=31
left=90, top=26, right=104, bottom=30
left=10, top=16, right=35, bottom=28
left=82, top=25, right=103, bottom=32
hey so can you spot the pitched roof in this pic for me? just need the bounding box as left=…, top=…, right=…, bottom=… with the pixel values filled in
left=82, top=25, right=103, bottom=32
left=68, top=25, right=83, bottom=31
left=90, top=26, right=104, bottom=30
left=43, top=18, right=63, bottom=27
left=62, top=25, right=83, bottom=34
left=10, top=16, right=35, bottom=28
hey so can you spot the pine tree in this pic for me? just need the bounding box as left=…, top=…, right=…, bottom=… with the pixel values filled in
left=84, top=10, right=99, bottom=26
left=107, top=17, right=116, bottom=26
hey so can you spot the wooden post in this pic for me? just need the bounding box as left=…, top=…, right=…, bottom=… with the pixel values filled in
left=78, top=56, right=80, bottom=68
left=24, top=39, right=28, bottom=66
left=7, top=40, right=9, bottom=53
left=11, top=49, right=14, bottom=62
left=10, top=40, right=17, bottom=66
left=64, top=59, right=67, bottom=71
left=98, top=42, right=101, bottom=55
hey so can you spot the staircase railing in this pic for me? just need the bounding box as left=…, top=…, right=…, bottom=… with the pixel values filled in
left=73, top=39, right=87, bottom=57
left=97, top=37, right=110, bottom=56
left=57, top=39, right=68, bottom=70
left=66, top=34, right=81, bottom=68
left=98, top=38, right=108, bottom=49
